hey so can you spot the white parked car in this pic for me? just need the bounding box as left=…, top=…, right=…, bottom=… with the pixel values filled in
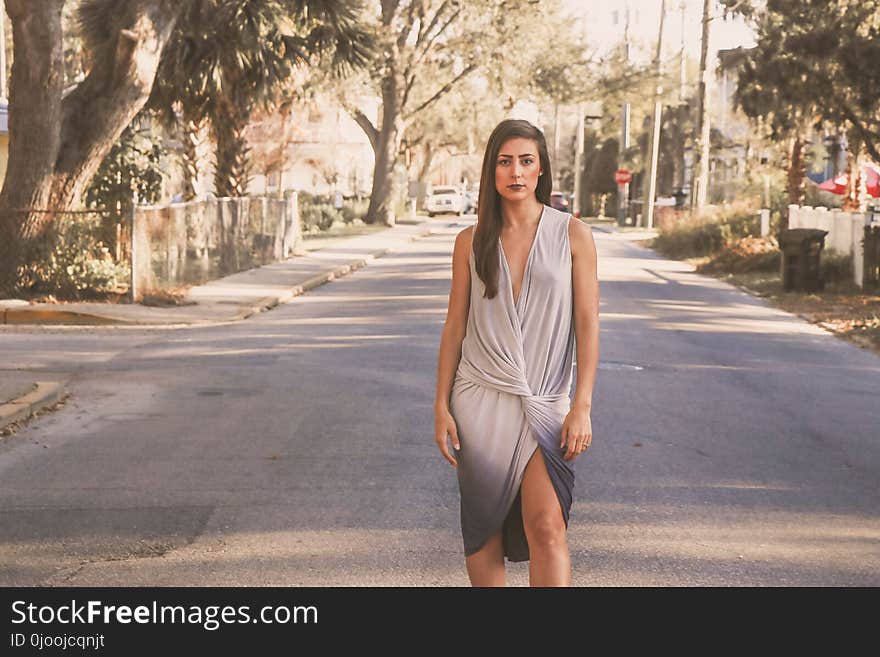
left=426, top=186, right=463, bottom=216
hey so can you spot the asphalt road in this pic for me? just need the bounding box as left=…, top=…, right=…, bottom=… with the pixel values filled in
left=1, top=222, right=878, bottom=586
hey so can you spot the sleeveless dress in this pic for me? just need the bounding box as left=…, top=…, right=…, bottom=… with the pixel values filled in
left=450, top=204, right=576, bottom=562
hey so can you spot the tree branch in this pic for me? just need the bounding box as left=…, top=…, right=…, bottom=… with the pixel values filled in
left=397, top=0, right=419, bottom=50
left=415, top=5, right=459, bottom=66
left=416, top=1, right=448, bottom=46
left=400, top=71, right=417, bottom=112
left=838, top=102, right=880, bottom=163
left=55, top=2, right=181, bottom=202
left=348, top=107, right=380, bottom=152
left=404, top=63, right=477, bottom=120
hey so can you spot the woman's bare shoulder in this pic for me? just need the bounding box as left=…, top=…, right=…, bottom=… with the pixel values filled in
left=453, top=225, right=475, bottom=253
left=568, top=216, right=596, bottom=256
left=452, top=226, right=474, bottom=260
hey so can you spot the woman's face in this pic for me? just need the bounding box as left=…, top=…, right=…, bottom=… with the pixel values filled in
left=494, top=137, right=542, bottom=204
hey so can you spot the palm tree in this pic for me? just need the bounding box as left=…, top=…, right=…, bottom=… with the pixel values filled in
left=150, top=0, right=371, bottom=199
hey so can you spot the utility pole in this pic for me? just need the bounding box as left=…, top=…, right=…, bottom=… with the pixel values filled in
left=553, top=102, right=561, bottom=167
left=572, top=103, right=585, bottom=218
left=618, top=103, right=630, bottom=226
left=642, top=0, right=667, bottom=229
left=617, top=1, right=631, bottom=226
left=679, top=0, right=687, bottom=104
left=692, top=0, right=712, bottom=213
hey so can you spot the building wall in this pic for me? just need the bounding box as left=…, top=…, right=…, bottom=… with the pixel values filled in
left=248, top=94, right=376, bottom=199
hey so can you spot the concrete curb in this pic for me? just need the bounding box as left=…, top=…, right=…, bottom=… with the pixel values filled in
left=2, top=308, right=131, bottom=325
left=0, top=382, right=66, bottom=432
left=232, top=239, right=420, bottom=321
left=2, top=225, right=435, bottom=327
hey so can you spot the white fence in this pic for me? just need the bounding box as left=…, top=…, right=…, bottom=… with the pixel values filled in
left=788, top=205, right=880, bottom=288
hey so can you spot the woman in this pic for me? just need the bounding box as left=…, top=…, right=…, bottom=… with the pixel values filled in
left=433, top=119, right=599, bottom=587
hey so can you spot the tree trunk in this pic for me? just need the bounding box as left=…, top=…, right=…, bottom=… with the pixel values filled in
left=211, top=94, right=251, bottom=198
left=0, top=0, right=64, bottom=293
left=781, top=135, right=807, bottom=232
left=418, top=140, right=434, bottom=184
left=787, top=135, right=806, bottom=206
left=0, top=0, right=180, bottom=295
left=365, top=72, right=404, bottom=226
left=842, top=143, right=866, bottom=212
left=181, top=113, right=204, bottom=202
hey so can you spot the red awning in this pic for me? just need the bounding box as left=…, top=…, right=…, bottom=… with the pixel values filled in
left=815, top=162, right=880, bottom=198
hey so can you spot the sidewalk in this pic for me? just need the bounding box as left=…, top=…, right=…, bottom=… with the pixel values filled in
left=0, top=218, right=440, bottom=328
left=0, top=216, right=447, bottom=433
left=587, top=216, right=659, bottom=240
left=0, top=216, right=653, bottom=328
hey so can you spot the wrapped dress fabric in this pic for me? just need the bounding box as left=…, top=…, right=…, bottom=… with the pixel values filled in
left=450, top=204, right=576, bottom=562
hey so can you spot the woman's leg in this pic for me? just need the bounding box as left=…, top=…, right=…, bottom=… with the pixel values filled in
left=465, top=531, right=506, bottom=586
left=521, top=447, right=571, bottom=586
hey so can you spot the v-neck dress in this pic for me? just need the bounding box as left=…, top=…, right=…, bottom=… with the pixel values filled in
left=450, top=204, right=576, bottom=562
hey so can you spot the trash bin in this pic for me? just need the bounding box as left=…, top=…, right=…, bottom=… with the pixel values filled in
left=778, top=228, right=828, bottom=292
left=673, top=189, right=688, bottom=209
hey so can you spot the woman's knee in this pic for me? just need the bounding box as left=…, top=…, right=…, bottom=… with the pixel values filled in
left=524, top=511, right=565, bottom=550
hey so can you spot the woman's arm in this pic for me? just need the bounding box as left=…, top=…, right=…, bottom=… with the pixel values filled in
left=434, top=226, right=472, bottom=466
left=560, top=217, right=600, bottom=461
left=569, top=217, right=600, bottom=410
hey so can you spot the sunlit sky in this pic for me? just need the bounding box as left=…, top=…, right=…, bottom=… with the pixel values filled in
left=562, top=0, right=756, bottom=63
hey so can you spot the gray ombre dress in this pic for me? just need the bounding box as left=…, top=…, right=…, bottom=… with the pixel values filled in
left=450, top=204, right=576, bottom=562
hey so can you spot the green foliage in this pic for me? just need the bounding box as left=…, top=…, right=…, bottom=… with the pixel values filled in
left=84, top=114, right=164, bottom=217
left=147, top=0, right=372, bottom=198
left=735, top=0, right=880, bottom=162
left=652, top=203, right=767, bottom=259
left=299, top=193, right=369, bottom=230
left=299, top=192, right=343, bottom=232
left=586, top=138, right=620, bottom=196
left=340, top=198, right=369, bottom=224
left=82, top=113, right=164, bottom=260
left=821, top=252, right=854, bottom=284
left=18, top=214, right=130, bottom=299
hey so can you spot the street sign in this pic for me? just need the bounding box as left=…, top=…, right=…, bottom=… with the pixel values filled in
left=615, top=169, right=632, bottom=185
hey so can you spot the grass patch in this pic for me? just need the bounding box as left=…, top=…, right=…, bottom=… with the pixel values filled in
left=302, top=222, right=387, bottom=239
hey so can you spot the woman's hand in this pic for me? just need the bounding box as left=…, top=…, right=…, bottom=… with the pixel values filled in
left=434, top=406, right=460, bottom=468
left=560, top=406, right=593, bottom=461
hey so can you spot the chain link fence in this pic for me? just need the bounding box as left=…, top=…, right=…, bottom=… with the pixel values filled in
left=8, top=194, right=304, bottom=300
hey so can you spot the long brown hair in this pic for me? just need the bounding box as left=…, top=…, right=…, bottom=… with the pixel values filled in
left=473, top=119, right=552, bottom=299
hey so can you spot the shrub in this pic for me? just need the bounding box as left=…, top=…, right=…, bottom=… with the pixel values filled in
left=696, top=235, right=781, bottom=274
left=340, top=205, right=357, bottom=224
left=300, top=203, right=342, bottom=231
left=652, top=202, right=766, bottom=259
left=340, top=198, right=369, bottom=224
left=18, top=214, right=131, bottom=299
left=821, top=252, right=854, bottom=284
left=298, top=192, right=344, bottom=232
